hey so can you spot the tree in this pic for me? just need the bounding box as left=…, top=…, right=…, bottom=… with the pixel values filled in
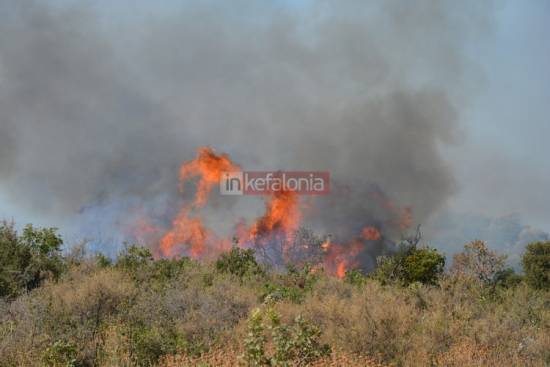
left=0, top=221, right=65, bottom=298
left=522, top=241, right=550, bottom=290
left=450, top=240, right=506, bottom=284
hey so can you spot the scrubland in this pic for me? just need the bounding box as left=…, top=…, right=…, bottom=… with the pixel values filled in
left=1, top=223, right=549, bottom=366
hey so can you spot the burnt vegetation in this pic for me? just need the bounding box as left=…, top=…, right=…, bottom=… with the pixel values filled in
left=1, top=221, right=549, bottom=366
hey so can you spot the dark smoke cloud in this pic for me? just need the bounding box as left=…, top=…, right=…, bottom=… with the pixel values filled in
left=0, top=1, right=493, bottom=248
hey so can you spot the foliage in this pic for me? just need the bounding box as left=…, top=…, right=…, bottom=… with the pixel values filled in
left=0, top=221, right=64, bottom=298
left=116, top=245, right=154, bottom=270
left=344, top=269, right=368, bottom=286
left=242, top=306, right=330, bottom=366
left=522, top=241, right=550, bottom=290
left=494, top=268, right=523, bottom=288
left=215, top=247, right=264, bottom=278
left=373, top=246, right=445, bottom=286
left=261, top=264, right=318, bottom=303
left=42, top=340, right=79, bottom=367
left=450, top=240, right=507, bottom=284
left=402, top=247, right=445, bottom=285
left=95, top=253, right=112, bottom=268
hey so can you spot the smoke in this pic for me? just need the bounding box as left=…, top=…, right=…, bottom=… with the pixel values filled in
left=425, top=211, right=550, bottom=270
left=0, top=1, right=493, bottom=254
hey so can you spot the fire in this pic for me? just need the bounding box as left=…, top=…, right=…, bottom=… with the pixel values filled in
left=361, top=226, right=381, bottom=241
left=157, top=147, right=239, bottom=258
left=132, top=146, right=416, bottom=279
left=180, top=146, right=240, bottom=207
left=336, top=262, right=346, bottom=278
left=159, top=210, right=206, bottom=257
left=323, top=238, right=364, bottom=279
left=249, top=190, right=301, bottom=241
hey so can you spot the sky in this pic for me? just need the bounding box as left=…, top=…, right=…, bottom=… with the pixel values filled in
left=444, top=0, right=550, bottom=231
left=0, top=0, right=548, bottom=255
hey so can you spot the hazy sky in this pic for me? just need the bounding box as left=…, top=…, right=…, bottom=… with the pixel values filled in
left=0, top=0, right=548, bottom=241
left=444, top=0, right=550, bottom=231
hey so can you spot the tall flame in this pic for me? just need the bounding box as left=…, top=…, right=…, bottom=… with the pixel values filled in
left=179, top=146, right=240, bottom=208
left=249, top=190, right=301, bottom=241
left=158, top=147, right=238, bottom=258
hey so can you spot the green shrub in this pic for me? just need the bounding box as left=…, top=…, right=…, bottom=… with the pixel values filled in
left=494, top=268, right=523, bottom=288
left=95, top=253, right=112, bottom=268
left=215, top=247, right=264, bottom=278
left=0, top=222, right=65, bottom=298
left=242, top=308, right=269, bottom=366
left=242, top=307, right=330, bottom=366
left=261, top=265, right=318, bottom=303
left=344, top=269, right=368, bottom=286
left=116, top=245, right=153, bottom=270
left=522, top=241, right=550, bottom=290
left=373, top=246, right=445, bottom=286
left=403, top=247, right=445, bottom=285
left=42, top=340, right=79, bottom=367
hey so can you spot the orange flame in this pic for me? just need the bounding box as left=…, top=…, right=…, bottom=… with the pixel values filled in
left=159, top=210, right=205, bottom=257
left=361, top=226, right=381, bottom=241
left=249, top=190, right=301, bottom=241
left=157, top=147, right=238, bottom=258
left=133, top=146, right=415, bottom=280
left=336, top=262, right=346, bottom=278
left=180, top=147, right=240, bottom=207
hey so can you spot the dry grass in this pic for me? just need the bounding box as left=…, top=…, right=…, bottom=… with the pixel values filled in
left=1, top=261, right=549, bottom=366
left=159, top=348, right=386, bottom=367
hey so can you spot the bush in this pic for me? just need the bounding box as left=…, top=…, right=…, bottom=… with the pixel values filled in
left=522, top=241, right=550, bottom=290
left=242, top=307, right=330, bottom=366
left=0, top=221, right=65, bottom=298
left=373, top=246, right=445, bottom=286
left=116, top=245, right=153, bottom=270
left=344, top=269, right=368, bottom=286
left=494, top=268, right=523, bottom=288
left=42, top=340, right=79, bottom=367
left=403, top=247, right=445, bottom=285
left=215, top=247, right=264, bottom=278
left=451, top=240, right=507, bottom=284
left=260, top=265, right=319, bottom=303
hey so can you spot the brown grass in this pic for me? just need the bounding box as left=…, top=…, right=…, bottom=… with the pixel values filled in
left=159, top=348, right=386, bottom=367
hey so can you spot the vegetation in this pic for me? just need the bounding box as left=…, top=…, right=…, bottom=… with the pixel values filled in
left=450, top=240, right=507, bottom=284
left=522, top=241, right=550, bottom=290
left=372, top=245, right=445, bottom=286
left=0, top=221, right=64, bottom=299
left=1, top=222, right=549, bottom=366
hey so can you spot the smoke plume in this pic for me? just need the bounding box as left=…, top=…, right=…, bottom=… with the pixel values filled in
left=0, top=1, right=494, bottom=263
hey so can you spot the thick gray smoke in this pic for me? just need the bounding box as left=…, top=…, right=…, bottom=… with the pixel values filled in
left=0, top=1, right=493, bottom=254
